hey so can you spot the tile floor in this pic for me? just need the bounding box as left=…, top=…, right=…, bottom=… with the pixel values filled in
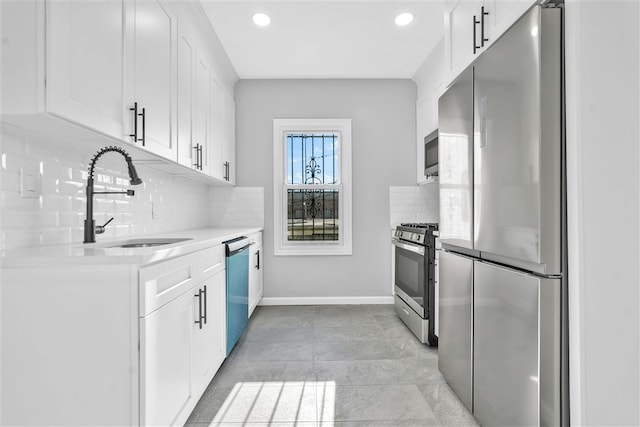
left=186, top=304, right=478, bottom=427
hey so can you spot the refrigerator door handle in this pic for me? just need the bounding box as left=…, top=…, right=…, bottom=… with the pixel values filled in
left=479, top=95, right=488, bottom=147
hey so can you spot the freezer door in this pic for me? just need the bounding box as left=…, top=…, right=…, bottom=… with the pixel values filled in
left=438, top=250, right=473, bottom=412
left=473, top=6, right=562, bottom=273
left=474, top=261, right=561, bottom=427
left=438, top=67, right=474, bottom=250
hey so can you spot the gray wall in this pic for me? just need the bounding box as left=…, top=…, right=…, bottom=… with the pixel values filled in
left=235, top=79, right=417, bottom=299
left=565, top=1, right=640, bottom=425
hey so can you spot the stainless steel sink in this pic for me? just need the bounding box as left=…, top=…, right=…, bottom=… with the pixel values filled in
left=107, top=238, right=192, bottom=248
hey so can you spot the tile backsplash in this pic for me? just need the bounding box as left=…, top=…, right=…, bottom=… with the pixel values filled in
left=0, top=126, right=210, bottom=250
left=209, top=186, right=264, bottom=228
left=389, top=184, right=439, bottom=228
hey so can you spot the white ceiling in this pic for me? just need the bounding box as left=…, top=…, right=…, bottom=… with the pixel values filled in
left=199, top=1, right=445, bottom=79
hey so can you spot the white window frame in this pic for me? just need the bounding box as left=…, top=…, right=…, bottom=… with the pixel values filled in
left=273, top=118, right=352, bottom=256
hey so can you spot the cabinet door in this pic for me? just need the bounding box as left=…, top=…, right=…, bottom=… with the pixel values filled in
left=209, top=77, right=225, bottom=180
left=256, top=246, right=263, bottom=304
left=176, top=25, right=195, bottom=168
left=416, top=96, right=430, bottom=184
left=248, top=245, right=263, bottom=317
left=127, top=0, right=176, bottom=159
left=445, top=0, right=481, bottom=80
left=140, top=289, right=193, bottom=427
left=192, top=271, right=226, bottom=394
left=194, top=52, right=211, bottom=174
left=486, top=0, right=536, bottom=44
left=47, top=0, right=124, bottom=140
left=222, top=91, right=236, bottom=184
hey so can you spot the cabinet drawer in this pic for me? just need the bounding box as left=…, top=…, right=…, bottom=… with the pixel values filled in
left=248, top=232, right=262, bottom=248
left=194, top=245, right=225, bottom=278
left=139, top=245, right=226, bottom=316
left=140, top=254, right=197, bottom=317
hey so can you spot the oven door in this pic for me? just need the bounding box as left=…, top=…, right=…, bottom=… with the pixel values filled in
left=392, top=238, right=427, bottom=318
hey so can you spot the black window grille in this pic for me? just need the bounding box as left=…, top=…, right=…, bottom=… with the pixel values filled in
left=285, top=133, right=340, bottom=242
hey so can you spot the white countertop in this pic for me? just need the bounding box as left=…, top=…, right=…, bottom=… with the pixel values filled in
left=0, top=227, right=263, bottom=268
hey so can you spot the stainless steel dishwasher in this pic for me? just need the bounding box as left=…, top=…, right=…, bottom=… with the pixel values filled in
left=224, top=236, right=250, bottom=356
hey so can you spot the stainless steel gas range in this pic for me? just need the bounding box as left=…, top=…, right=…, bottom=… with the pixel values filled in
left=392, top=223, right=438, bottom=346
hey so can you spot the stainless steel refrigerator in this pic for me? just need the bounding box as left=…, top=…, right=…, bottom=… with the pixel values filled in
left=437, top=5, right=568, bottom=427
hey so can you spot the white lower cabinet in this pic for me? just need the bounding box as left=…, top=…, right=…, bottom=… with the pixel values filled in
left=1, top=266, right=138, bottom=426
left=1, top=243, right=229, bottom=427
left=139, top=244, right=226, bottom=426
left=140, top=289, right=193, bottom=427
left=248, top=232, right=264, bottom=317
left=191, top=270, right=226, bottom=395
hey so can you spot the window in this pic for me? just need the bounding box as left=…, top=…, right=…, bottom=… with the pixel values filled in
left=273, top=119, right=352, bottom=256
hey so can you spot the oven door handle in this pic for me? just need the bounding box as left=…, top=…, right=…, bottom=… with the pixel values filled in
left=392, top=238, right=425, bottom=256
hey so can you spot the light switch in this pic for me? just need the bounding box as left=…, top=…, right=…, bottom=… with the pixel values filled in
left=151, top=202, right=159, bottom=220
left=27, top=175, right=36, bottom=192
left=20, top=167, right=41, bottom=199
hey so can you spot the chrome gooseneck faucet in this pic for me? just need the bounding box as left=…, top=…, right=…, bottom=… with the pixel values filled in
left=84, top=146, right=143, bottom=243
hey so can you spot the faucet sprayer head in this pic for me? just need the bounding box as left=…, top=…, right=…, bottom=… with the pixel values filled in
left=126, top=159, right=143, bottom=186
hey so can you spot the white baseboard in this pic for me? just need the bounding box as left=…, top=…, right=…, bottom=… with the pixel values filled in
left=259, top=296, right=394, bottom=306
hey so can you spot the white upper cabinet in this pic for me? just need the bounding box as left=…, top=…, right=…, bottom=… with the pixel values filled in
left=194, top=53, right=211, bottom=174
left=177, top=19, right=212, bottom=174
left=489, top=0, right=538, bottom=40
left=176, top=25, right=195, bottom=168
left=416, top=96, right=433, bottom=184
left=47, top=1, right=125, bottom=141
left=414, top=41, right=445, bottom=185
left=222, top=91, right=236, bottom=184
left=209, top=77, right=225, bottom=180
left=445, top=0, right=481, bottom=83
left=175, top=13, right=230, bottom=181
left=444, top=0, right=536, bottom=85
left=124, top=0, right=177, bottom=160
left=1, top=0, right=237, bottom=184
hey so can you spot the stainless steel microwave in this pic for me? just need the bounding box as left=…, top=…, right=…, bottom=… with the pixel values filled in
left=424, top=129, right=438, bottom=177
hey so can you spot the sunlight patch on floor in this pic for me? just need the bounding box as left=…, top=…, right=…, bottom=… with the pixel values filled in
left=210, top=381, right=336, bottom=425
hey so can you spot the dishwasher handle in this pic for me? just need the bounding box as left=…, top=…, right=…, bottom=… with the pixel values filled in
left=225, top=236, right=251, bottom=256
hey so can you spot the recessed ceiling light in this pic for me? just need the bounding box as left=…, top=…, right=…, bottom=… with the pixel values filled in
left=252, top=12, right=271, bottom=27
left=395, top=12, right=414, bottom=27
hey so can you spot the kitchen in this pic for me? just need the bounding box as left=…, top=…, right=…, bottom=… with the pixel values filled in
left=0, top=1, right=638, bottom=426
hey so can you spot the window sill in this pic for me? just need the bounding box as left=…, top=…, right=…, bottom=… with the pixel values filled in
left=274, top=244, right=352, bottom=257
